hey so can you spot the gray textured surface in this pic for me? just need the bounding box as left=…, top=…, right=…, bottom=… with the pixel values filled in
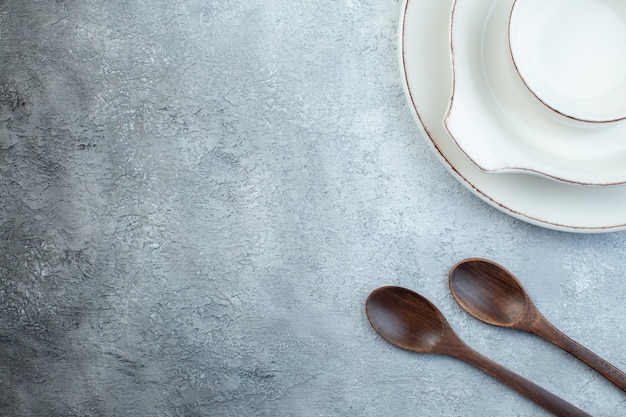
left=1, top=1, right=625, bottom=416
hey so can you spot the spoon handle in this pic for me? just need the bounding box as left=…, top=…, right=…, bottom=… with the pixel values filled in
left=452, top=344, right=592, bottom=417
left=533, top=317, right=626, bottom=393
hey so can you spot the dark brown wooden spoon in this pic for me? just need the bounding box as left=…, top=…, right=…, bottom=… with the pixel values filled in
left=449, top=258, right=626, bottom=393
left=366, top=286, right=591, bottom=417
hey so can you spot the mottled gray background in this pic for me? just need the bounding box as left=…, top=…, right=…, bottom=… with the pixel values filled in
left=1, top=1, right=625, bottom=416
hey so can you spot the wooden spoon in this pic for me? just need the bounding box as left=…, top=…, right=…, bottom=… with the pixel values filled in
left=449, top=258, right=626, bottom=393
left=366, top=286, right=591, bottom=417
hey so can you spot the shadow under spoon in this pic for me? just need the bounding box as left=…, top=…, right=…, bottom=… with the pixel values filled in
left=366, top=286, right=591, bottom=417
left=449, top=258, right=626, bottom=393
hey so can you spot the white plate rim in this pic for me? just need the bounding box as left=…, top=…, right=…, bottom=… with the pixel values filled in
left=399, top=0, right=626, bottom=233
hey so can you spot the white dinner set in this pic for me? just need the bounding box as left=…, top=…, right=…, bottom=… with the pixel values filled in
left=400, top=0, right=626, bottom=231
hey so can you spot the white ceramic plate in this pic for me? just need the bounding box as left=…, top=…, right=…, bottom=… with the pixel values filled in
left=444, top=0, right=626, bottom=186
left=400, top=0, right=626, bottom=232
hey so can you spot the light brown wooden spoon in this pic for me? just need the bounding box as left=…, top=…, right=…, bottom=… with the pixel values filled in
left=449, top=258, right=626, bottom=393
left=366, top=286, right=591, bottom=417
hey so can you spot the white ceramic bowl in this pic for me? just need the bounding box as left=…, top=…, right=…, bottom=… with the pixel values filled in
left=509, top=0, right=626, bottom=124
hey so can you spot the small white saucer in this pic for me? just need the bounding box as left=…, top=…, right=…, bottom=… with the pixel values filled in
left=400, top=0, right=626, bottom=231
left=443, top=0, right=626, bottom=186
left=509, top=0, right=626, bottom=124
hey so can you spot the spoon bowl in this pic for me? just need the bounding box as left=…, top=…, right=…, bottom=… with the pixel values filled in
left=366, top=286, right=445, bottom=353
left=449, top=258, right=626, bottom=393
left=366, top=286, right=592, bottom=416
left=449, top=258, right=534, bottom=330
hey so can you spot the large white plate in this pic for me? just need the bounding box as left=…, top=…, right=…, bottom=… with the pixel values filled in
left=400, top=0, right=626, bottom=232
